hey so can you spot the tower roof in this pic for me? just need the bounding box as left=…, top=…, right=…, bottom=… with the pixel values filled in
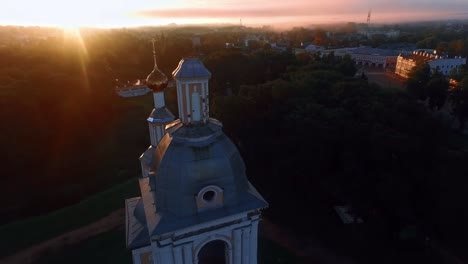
left=172, top=57, right=211, bottom=79
left=144, top=119, right=267, bottom=236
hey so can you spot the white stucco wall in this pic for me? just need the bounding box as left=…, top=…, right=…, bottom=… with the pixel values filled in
left=144, top=212, right=261, bottom=264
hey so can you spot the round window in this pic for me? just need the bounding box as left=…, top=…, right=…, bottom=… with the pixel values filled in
left=202, top=190, right=216, bottom=202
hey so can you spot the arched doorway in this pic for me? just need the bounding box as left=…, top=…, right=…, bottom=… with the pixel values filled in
left=197, top=240, right=228, bottom=264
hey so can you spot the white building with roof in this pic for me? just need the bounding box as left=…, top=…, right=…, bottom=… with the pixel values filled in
left=395, top=51, right=466, bottom=78
left=305, top=44, right=324, bottom=52
left=323, top=47, right=400, bottom=69
left=125, top=46, right=268, bottom=264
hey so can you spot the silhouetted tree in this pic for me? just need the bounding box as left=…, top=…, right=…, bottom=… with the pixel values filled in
left=451, top=77, right=468, bottom=132
left=407, top=62, right=431, bottom=100
left=426, top=69, right=449, bottom=111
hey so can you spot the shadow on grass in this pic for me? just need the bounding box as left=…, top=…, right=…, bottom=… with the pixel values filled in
left=0, top=178, right=140, bottom=258
left=34, top=228, right=132, bottom=264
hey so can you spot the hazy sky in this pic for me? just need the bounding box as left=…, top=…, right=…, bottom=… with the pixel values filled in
left=1, top=0, right=468, bottom=28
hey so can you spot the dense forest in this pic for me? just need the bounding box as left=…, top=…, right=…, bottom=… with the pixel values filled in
left=1, top=24, right=468, bottom=262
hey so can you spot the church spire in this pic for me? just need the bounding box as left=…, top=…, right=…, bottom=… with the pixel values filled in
left=146, top=39, right=168, bottom=108
left=151, top=39, right=158, bottom=70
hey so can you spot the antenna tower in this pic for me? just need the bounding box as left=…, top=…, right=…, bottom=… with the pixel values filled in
left=367, top=9, right=371, bottom=37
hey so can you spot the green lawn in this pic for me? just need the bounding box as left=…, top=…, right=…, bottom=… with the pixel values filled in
left=0, top=178, right=140, bottom=257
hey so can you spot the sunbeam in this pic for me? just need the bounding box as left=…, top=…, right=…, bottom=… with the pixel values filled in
left=62, top=27, right=90, bottom=94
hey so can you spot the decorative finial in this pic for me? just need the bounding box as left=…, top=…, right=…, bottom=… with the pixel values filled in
left=151, top=38, right=158, bottom=69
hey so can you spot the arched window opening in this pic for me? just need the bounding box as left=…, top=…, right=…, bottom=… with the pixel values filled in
left=198, top=240, right=228, bottom=264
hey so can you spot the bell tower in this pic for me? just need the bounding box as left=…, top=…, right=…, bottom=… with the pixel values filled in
left=172, top=57, right=210, bottom=125
left=126, top=57, right=268, bottom=264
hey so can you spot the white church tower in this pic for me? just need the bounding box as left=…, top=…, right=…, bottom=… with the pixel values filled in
left=126, top=55, right=268, bottom=264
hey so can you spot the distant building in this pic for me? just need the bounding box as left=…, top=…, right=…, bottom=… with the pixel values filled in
left=395, top=51, right=467, bottom=78
left=349, top=47, right=400, bottom=69
left=192, top=34, right=201, bottom=48
left=324, top=47, right=401, bottom=69
left=115, top=79, right=151, bottom=98
left=358, top=29, right=400, bottom=38
left=305, top=44, right=325, bottom=52
left=115, top=80, right=175, bottom=98
left=244, top=35, right=268, bottom=47
left=271, top=43, right=288, bottom=52
left=294, top=44, right=325, bottom=56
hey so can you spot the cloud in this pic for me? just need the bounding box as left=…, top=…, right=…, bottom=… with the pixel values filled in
left=134, top=0, right=372, bottom=19
left=133, top=1, right=468, bottom=24
left=135, top=5, right=365, bottom=19
left=138, top=8, right=305, bottom=19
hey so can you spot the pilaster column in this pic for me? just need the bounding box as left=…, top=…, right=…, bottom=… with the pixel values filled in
left=173, top=246, right=183, bottom=264
left=249, top=220, right=259, bottom=264
left=242, top=227, right=250, bottom=264
left=160, top=246, right=174, bottom=264
left=132, top=250, right=142, bottom=264
left=233, top=229, right=242, bottom=264
left=183, top=244, right=193, bottom=264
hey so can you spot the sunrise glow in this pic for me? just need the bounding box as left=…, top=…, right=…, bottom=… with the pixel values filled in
left=1, top=0, right=468, bottom=28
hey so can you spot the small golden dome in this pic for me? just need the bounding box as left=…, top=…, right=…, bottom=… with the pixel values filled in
left=146, top=66, right=168, bottom=92
left=146, top=39, right=168, bottom=92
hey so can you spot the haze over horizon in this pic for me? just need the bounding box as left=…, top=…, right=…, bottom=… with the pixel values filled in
left=1, top=0, right=468, bottom=28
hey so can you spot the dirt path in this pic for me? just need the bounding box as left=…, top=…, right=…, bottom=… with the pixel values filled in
left=0, top=208, right=125, bottom=264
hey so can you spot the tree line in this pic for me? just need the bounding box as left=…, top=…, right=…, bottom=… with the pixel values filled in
left=210, top=50, right=468, bottom=259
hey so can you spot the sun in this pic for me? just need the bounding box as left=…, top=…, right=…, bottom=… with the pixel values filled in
left=1, top=0, right=141, bottom=28
left=1, top=0, right=202, bottom=28
left=62, top=27, right=86, bottom=51
left=62, top=26, right=81, bottom=37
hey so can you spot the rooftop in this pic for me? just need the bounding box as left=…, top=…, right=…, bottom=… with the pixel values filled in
left=352, top=47, right=400, bottom=56
left=146, top=107, right=175, bottom=124
left=172, top=57, right=211, bottom=79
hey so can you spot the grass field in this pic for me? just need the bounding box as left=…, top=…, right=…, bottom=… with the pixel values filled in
left=0, top=178, right=140, bottom=258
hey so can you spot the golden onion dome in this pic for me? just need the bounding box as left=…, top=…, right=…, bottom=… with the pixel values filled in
left=146, top=40, right=168, bottom=93
left=146, top=65, right=168, bottom=92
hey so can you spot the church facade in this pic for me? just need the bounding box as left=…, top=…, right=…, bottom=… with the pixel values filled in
left=125, top=46, right=268, bottom=264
